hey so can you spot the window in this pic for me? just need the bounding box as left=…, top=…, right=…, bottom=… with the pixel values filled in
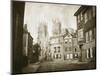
left=84, top=12, right=88, bottom=23
left=81, top=12, right=83, bottom=21
left=86, top=49, right=89, bottom=59
left=92, top=7, right=96, bottom=17
left=58, top=46, right=60, bottom=52
left=77, top=15, right=80, bottom=23
left=69, top=39, right=72, bottom=43
left=88, top=48, right=91, bottom=58
left=86, top=32, right=89, bottom=43
left=58, top=54, right=61, bottom=59
left=90, top=48, right=93, bottom=58
left=54, top=47, right=56, bottom=53
left=70, top=54, right=73, bottom=59
left=60, top=54, right=61, bottom=58
left=65, top=39, right=68, bottom=44
left=89, top=30, right=92, bottom=41
left=86, top=30, right=93, bottom=42
left=56, top=54, right=58, bottom=59
left=67, top=54, right=70, bottom=59
left=74, top=53, right=78, bottom=58
left=92, top=28, right=96, bottom=39
left=78, top=29, right=84, bottom=41
left=87, top=48, right=91, bottom=59
left=89, top=9, right=92, bottom=20
left=75, top=48, right=77, bottom=52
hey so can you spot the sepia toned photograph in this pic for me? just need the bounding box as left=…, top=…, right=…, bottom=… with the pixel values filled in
left=12, top=0, right=96, bottom=74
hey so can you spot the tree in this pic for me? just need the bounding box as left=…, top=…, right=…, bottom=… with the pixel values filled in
left=33, top=43, right=41, bottom=62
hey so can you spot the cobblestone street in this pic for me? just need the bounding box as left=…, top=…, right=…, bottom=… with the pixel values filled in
left=36, top=61, right=96, bottom=73
left=22, top=62, right=40, bottom=73
left=22, top=60, right=96, bottom=73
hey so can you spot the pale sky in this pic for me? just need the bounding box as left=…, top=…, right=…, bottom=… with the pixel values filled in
left=24, top=2, right=80, bottom=43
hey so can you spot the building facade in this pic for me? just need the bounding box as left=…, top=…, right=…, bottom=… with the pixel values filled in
left=63, top=33, right=73, bottom=60
left=12, top=1, right=25, bottom=73
left=50, top=34, right=64, bottom=61
left=49, top=18, right=80, bottom=62
left=27, top=32, right=34, bottom=63
left=49, top=19, right=65, bottom=62
left=49, top=31, right=80, bottom=62
left=63, top=32, right=80, bottom=62
left=74, top=6, right=96, bottom=62
left=72, top=33, right=80, bottom=61
left=23, top=24, right=34, bottom=64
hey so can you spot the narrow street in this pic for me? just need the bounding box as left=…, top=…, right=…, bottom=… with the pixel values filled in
left=22, top=60, right=96, bottom=73
left=36, top=61, right=96, bottom=73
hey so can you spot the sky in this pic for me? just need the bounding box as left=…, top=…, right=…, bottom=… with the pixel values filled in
left=24, top=2, right=80, bottom=43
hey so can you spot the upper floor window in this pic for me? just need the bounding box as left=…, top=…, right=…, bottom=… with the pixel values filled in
left=65, top=40, right=68, bottom=44
left=75, top=48, right=77, bottom=52
left=58, top=46, right=60, bottom=52
left=69, top=39, right=72, bottom=43
left=86, top=30, right=93, bottom=43
left=54, top=47, right=56, bottom=53
left=77, top=15, right=80, bottom=23
left=89, top=30, right=92, bottom=41
left=81, top=12, right=83, bottom=21
left=84, top=12, right=88, bottom=23
left=88, top=9, right=92, bottom=20
left=78, top=29, right=84, bottom=41
left=92, top=7, right=96, bottom=17
left=86, top=32, right=89, bottom=43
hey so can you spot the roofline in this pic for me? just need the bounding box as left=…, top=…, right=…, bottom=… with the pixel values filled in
left=74, top=6, right=90, bottom=16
